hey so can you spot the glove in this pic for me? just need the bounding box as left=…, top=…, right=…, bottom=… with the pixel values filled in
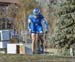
left=45, top=31, right=48, bottom=34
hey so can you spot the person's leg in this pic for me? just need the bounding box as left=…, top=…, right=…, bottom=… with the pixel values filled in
left=36, top=34, right=40, bottom=53
left=39, top=33, right=44, bottom=53
left=31, top=33, right=36, bottom=53
left=39, top=33, right=44, bottom=44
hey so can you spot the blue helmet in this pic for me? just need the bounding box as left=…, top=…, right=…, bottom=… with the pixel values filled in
left=33, top=8, right=40, bottom=15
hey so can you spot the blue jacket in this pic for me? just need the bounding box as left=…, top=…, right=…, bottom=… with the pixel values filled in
left=27, top=13, right=48, bottom=33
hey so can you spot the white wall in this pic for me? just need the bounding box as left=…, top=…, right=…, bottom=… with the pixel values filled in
left=7, top=43, right=25, bottom=54
left=7, top=44, right=16, bottom=54
left=0, top=41, right=9, bottom=48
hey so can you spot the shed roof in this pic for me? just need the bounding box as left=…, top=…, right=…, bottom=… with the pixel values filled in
left=0, top=0, right=19, bottom=4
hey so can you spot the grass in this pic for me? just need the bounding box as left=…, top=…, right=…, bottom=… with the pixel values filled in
left=0, top=54, right=75, bottom=62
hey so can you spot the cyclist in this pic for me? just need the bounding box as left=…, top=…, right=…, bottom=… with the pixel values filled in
left=27, top=8, right=48, bottom=54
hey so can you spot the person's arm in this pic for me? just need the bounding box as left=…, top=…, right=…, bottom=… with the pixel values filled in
left=27, top=19, right=31, bottom=31
left=42, top=18, right=48, bottom=32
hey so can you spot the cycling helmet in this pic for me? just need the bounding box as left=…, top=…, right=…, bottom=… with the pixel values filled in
left=33, top=8, right=40, bottom=15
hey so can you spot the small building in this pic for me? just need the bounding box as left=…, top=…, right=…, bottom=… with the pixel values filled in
left=0, top=30, right=16, bottom=53
left=7, top=43, right=32, bottom=54
left=0, top=0, right=19, bottom=54
left=7, top=43, right=25, bottom=54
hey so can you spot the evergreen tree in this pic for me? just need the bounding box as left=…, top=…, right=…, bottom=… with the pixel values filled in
left=52, top=0, right=75, bottom=49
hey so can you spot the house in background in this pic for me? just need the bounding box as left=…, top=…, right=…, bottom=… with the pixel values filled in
left=0, top=0, right=19, bottom=30
left=0, top=0, right=22, bottom=53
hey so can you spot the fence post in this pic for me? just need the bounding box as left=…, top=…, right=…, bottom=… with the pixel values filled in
left=70, top=47, right=74, bottom=57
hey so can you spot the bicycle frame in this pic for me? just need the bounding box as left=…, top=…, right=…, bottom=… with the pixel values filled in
left=29, top=32, right=47, bottom=54
left=35, top=33, right=44, bottom=54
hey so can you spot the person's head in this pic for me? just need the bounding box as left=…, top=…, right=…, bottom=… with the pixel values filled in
left=33, top=8, right=40, bottom=18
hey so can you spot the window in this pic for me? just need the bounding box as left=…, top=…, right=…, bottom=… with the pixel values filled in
left=7, top=22, right=13, bottom=29
left=0, top=18, right=13, bottom=29
left=2, top=22, right=5, bottom=29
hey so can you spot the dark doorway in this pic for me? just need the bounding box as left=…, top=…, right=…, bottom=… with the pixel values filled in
left=16, top=45, right=20, bottom=54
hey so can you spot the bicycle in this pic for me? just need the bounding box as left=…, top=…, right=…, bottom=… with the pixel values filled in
left=29, top=32, right=47, bottom=54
